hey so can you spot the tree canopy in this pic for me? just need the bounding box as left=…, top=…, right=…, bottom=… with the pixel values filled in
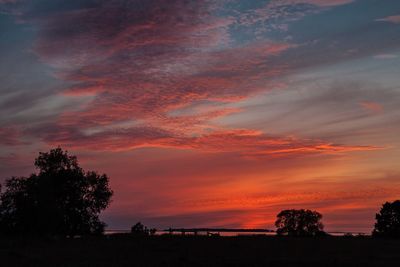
left=0, top=147, right=113, bottom=237
left=131, top=222, right=156, bottom=236
left=275, top=209, right=325, bottom=237
left=373, top=200, right=400, bottom=238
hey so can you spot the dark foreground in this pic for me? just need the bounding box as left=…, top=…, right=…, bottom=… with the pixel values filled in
left=1, top=235, right=400, bottom=267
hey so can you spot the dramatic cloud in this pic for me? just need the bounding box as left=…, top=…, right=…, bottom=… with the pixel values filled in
left=11, top=0, right=377, bottom=158
left=1, top=0, right=394, bottom=156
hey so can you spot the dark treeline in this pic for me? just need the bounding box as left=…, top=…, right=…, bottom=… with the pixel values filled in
left=1, top=147, right=400, bottom=239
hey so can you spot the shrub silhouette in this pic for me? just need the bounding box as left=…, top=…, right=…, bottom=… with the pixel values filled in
left=373, top=200, right=400, bottom=237
left=0, top=147, right=113, bottom=237
left=131, top=222, right=156, bottom=236
left=275, top=209, right=325, bottom=236
left=131, top=222, right=147, bottom=235
left=149, top=227, right=157, bottom=235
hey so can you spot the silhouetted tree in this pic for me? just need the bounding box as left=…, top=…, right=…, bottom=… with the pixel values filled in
left=0, top=147, right=113, bottom=237
left=275, top=209, right=325, bottom=236
left=149, top=228, right=157, bottom=235
left=373, top=200, right=400, bottom=238
left=131, top=222, right=156, bottom=236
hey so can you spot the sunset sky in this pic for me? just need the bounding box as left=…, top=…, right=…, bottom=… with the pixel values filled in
left=1, top=0, right=400, bottom=233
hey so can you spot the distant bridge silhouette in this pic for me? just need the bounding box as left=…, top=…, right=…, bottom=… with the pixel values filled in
left=105, top=228, right=368, bottom=236
left=164, top=228, right=275, bottom=235
left=164, top=229, right=368, bottom=235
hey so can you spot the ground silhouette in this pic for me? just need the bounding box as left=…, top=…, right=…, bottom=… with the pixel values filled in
left=1, top=235, right=400, bottom=267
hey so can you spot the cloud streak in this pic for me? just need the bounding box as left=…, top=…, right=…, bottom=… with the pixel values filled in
left=376, top=15, right=400, bottom=24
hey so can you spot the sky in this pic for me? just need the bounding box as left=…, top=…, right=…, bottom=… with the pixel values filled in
left=1, top=0, right=400, bottom=233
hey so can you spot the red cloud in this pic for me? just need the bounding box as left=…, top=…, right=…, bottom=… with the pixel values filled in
left=29, top=122, right=380, bottom=158
left=14, top=0, right=378, bottom=160
left=53, top=40, right=291, bottom=130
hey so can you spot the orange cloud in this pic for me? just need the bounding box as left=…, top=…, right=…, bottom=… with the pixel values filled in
left=359, top=101, right=383, bottom=113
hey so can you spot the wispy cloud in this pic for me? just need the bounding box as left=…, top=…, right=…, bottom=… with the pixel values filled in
left=0, top=127, right=24, bottom=146
left=1, top=0, right=384, bottom=159
left=373, top=54, right=398, bottom=59
left=273, top=0, right=354, bottom=7
left=28, top=122, right=380, bottom=157
left=376, top=14, right=400, bottom=24
left=359, top=101, right=384, bottom=114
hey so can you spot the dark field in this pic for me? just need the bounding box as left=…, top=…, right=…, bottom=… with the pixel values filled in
left=1, top=235, right=400, bottom=267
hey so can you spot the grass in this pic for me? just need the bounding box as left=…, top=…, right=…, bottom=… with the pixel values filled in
left=1, top=234, right=400, bottom=266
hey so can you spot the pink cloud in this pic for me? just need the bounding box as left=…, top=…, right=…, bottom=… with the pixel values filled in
left=30, top=122, right=380, bottom=158
left=0, top=127, right=24, bottom=146
left=51, top=40, right=291, bottom=130
left=11, top=0, right=378, bottom=161
left=274, top=0, right=353, bottom=7
left=235, top=0, right=353, bottom=34
left=376, top=15, right=400, bottom=24
left=373, top=54, right=398, bottom=59
left=359, top=101, right=384, bottom=114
